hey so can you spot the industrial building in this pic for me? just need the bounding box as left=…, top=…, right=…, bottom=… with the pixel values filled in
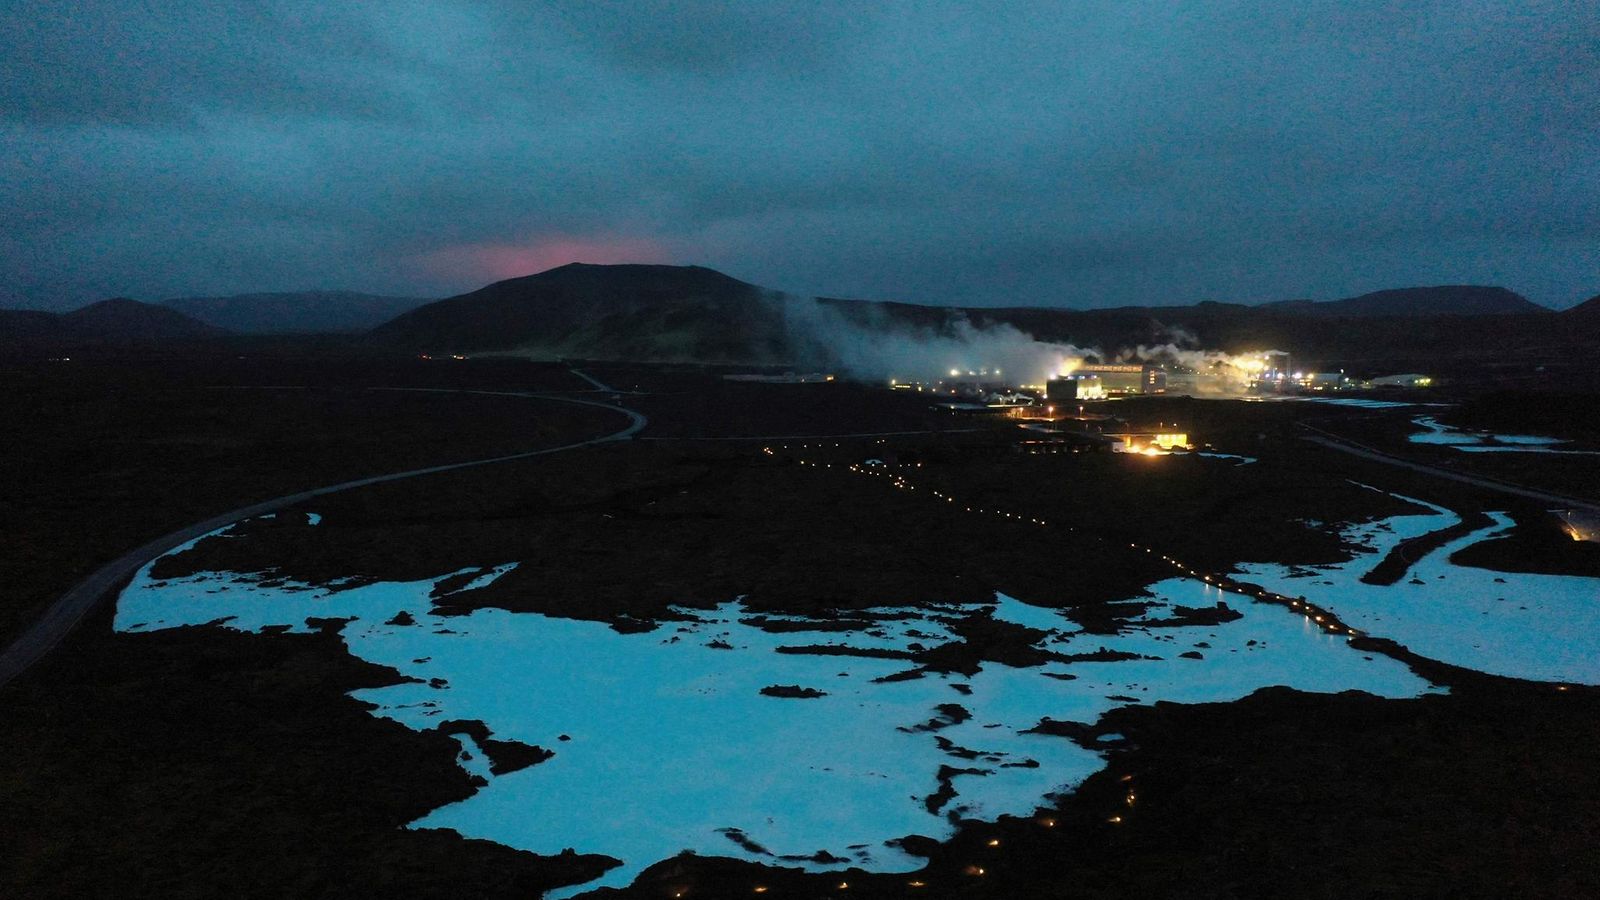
left=1369, top=373, right=1434, bottom=388
left=1047, top=363, right=1165, bottom=399
left=1107, top=430, right=1190, bottom=453
left=1044, top=374, right=1104, bottom=401
left=1077, top=364, right=1166, bottom=395
left=1299, top=372, right=1347, bottom=391
left=1011, top=414, right=1189, bottom=455
left=1249, top=351, right=1295, bottom=392
left=1164, top=369, right=1225, bottom=394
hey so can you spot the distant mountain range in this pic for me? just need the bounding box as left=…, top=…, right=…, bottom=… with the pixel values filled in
left=0, top=298, right=222, bottom=349
left=367, top=265, right=1598, bottom=370
left=1261, top=286, right=1548, bottom=317
left=161, top=291, right=432, bottom=333
left=6, top=271, right=1597, bottom=370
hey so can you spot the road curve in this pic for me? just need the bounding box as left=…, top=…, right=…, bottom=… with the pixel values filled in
left=0, top=390, right=645, bottom=689
left=1299, top=425, right=1600, bottom=515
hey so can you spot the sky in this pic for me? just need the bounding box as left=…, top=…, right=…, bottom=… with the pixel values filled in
left=3, top=1, right=1596, bottom=311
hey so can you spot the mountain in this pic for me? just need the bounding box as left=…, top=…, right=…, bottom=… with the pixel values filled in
left=64, top=298, right=224, bottom=340
left=369, top=263, right=795, bottom=362
left=163, top=291, right=431, bottom=334
left=0, top=298, right=222, bottom=352
left=366, top=264, right=1599, bottom=372
left=1263, top=285, right=1547, bottom=317
left=1566, top=294, right=1600, bottom=318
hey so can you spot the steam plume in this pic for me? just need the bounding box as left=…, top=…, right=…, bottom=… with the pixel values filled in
left=779, top=295, right=1282, bottom=396
left=779, top=295, right=1098, bottom=386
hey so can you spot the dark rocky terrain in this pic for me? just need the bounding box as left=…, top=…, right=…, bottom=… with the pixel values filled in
left=3, top=344, right=1599, bottom=900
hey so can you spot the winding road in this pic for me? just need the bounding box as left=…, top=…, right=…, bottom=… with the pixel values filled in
left=1299, top=422, right=1600, bottom=515
left=0, top=384, right=646, bottom=689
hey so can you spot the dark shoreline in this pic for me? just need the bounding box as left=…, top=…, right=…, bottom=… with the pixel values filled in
left=5, top=357, right=1600, bottom=898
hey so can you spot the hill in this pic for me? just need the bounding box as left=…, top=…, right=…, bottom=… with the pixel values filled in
left=367, top=265, right=1600, bottom=375
left=369, top=263, right=796, bottom=363
left=1263, top=286, right=1547, bottom=317
left=0, top=299, right=223, bottom=354
left=64, top=298, right=225, bottom=341
left=1565, top=294, right=1600, bottom=318
left=163, top=291, right=431, bottom=333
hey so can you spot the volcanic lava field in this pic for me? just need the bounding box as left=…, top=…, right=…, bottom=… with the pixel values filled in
left=4, top=357, right=1599, bottom=899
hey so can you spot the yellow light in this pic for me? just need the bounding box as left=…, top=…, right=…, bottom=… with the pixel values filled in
left=987, top=838, right=1001, bottom=847
left=753, top=888, right=768, bottom=895
left=1107, top=815, right=1122, bottom=824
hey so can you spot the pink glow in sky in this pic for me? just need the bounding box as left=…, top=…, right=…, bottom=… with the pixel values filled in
left=410, top=236, right=675, bottom=285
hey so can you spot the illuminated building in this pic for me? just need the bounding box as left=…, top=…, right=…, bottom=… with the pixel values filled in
left=1075, top=364, right=1166, bottom=395
left=1556, top=509, right=1598, bottom=544
left=1369, top=373, right=1435, bottom=388
left=1299, top=372, right=1347, bottom=391
left=1107, top=431, right=1190, bottom=453
left=1248, top=351, right=1294, bottom=392
left=1045, top=374, right=1104, bottom=400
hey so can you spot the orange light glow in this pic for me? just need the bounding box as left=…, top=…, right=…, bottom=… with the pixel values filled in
left=408, top=236, right=672, bottom=282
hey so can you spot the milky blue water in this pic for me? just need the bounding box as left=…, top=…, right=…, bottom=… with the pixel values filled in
left=117, top=534, right=1434, bottom=897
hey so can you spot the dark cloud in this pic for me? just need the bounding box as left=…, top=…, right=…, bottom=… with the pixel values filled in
left=2, top=1, right=1595, bottom=310
left=518, top=1, right=874, bottom=75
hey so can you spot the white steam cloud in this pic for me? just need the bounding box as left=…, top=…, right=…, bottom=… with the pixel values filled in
left=781, top=295, right=1280, bottom=395
left=781, top=295, right=1097, bottom=386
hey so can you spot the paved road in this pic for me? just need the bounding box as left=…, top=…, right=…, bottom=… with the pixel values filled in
left=1300, top=424, right=1600, bottom=515
left=567, top=367, right=614, bottom=392
left=0, top=389, right=645, bottom=689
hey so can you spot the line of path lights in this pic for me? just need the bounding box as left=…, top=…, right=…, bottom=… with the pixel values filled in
left=730, top=441, right=1574, bottom=898
left=766, top=443, right=1370, bottom=642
